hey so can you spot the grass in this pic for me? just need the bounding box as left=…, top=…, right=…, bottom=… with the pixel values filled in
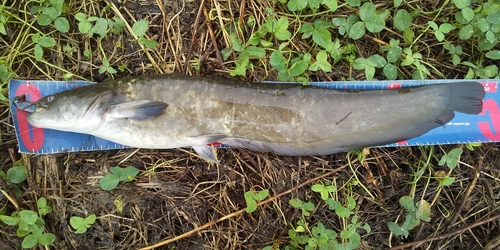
left=0, top=0, right=499, bottom=249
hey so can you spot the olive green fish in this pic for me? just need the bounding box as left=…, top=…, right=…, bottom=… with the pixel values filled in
left=20, top=74, right=485, bottom=162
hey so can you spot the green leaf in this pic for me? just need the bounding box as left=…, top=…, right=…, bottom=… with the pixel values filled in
left=38, top=37, right=57, bottom=48
left=289, top=198, right=303, bottom=208
left=487, top=12, right=500, bottom=24
left=37, top=13, right=54, bottom=26
left=486, top=50, right=500, bottom=59
left=386, top=46, right=402, bottom=63
left=109, top=166, right=123, bottom=176
left=38, top=206, right=52, bottom=216
left=142, top=39, right=159, bottom=49
left=387, top=221, right=408, bottom=236
left=439, top=23, right=454, bottom=33
left=22, top=234, right=38, bottom=248
left=89, top=18, right=108, bottom=37
left=288, top=0, right=308, bottom=11
left=255, top=190, right=269, bottom=200
left=394, top=9, right=412, bottom=31
left=36, top=197, right=47, bottom=207
left=44, top=6, right=59, bottom=20
left=74, top=13, right=87, bottom=21
left=347, top=0, right=361, bottom=7
left=78, top=20, right=92, bottom=34
left=416, top=200, right=431, bottom=222
left=84, top=214, right=97, bottom=225
left=99, top=174, right=120, bottom=190
left=302, top=202, right=315, bottom=216
left=30, top=6, right=44, bottom=14
left=38, top=233, right=56, bottom=245
left=229, top=33, right=244, bottom=52
left=230, top=54, right=250, bottom=76
left=402, top=212, right=420, bottom=230
left=348, top=22, right=365, bottom=40
left=119, top=166, right=139, bottom=181
left=368, top=54, right=387, bottom=68
left=434, top=31, right=445, bottom=41
left=0, top=23, right=5, bottom=36
left=0, top=215, right=20, bottom=225
left=352, top=57, right=366, bottom=70
left=441, top=176, right=455, bottom=186
left=399, top=196, right=415, bottom=212
left=365, top=16, right=385, bottom=33
left=311, top=184, right=324, bottom=192
left=245, top=199, right=257, bottom=213
left=334, top=206, right=351, bottom=218
left=459, top=24, right=474, bottom=40
left=270, top=50, right=287, bottom=72
left=365, top=64, right=375, bottom=80
left=50, top=0, right=64, bottom=13
left=477, top=18, right=489, bottom=32
left=312, top=21, right=333, bottom=49
left=309, top=0, right=322, bottom=10
left=403, top=29, right=415, bottom=44
left=6, top=166, right=27, bottom=184
left=288, top=59, right=308, bottom=76
left=428, top=21, right=439, bottom=30
left=453, top=0, right=469, bottom=9
left=359, top=2, right=376, bottom=21
left=300, top=23, right=314, bottom=39
left=71, top=214, right=96, bottom=233
left=394, top=0, right=403, bottom=7
left=54, top=17, right=69, bottom=33
left=478, top=65, right=498, bottom=78
left=244, top=46, right=266, bottom=59
left=19, top=210, right=38, bottom=225
left=309, top=50, right=332, bottom=72
left=383, top=63, right=398, bottom=80
left=132, top=19, right=149, bottom=37
left=461, top=7, right=474, bottom=22
left=273, top=17, right=291, bottom=40
left=347, top=196, right=356, bottom=210
left=322, top=0, right=338, bottom=11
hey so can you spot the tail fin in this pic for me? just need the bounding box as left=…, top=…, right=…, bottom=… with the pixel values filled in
left=445, top=82, right=485, bottom=114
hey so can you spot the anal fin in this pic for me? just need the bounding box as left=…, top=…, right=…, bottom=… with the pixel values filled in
left=190, top=134, right=227, bottom=162
left=192, top=145, right=218, bottom=162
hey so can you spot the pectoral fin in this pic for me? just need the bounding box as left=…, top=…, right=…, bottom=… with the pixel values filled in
left=107, top=100, right=168, bottom=120
left=190, top=134, right=226, bottom=162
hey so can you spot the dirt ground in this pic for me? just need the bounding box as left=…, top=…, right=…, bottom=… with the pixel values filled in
left=1, top=0, right=500, bottom=249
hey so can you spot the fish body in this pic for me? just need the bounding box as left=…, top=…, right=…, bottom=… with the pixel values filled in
left=23, top=74, right=485, bottom=161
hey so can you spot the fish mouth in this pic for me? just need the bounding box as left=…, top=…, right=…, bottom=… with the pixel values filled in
left=13, top=95, right=38, bottom=113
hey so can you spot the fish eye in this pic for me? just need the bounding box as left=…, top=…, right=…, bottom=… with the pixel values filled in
left=46, top=96, right=54, bottom=102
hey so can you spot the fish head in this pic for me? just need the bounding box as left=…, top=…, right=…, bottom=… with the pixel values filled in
left=27, top=86, right=115, bottom=133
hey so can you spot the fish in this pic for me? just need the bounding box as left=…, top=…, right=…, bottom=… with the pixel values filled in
left=17, top=74, right=485, bottom=162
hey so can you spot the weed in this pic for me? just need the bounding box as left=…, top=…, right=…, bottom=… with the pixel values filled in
left=30, top=0, right=69, bottom=33
left=0, top=197, right=56, bottom=248
left=99, top=166, right=140, bottom=191
left=244, top=189, right=269, bottom=213
left=224, top=0, right=499, bottom=80
left=438, top=147, right=463, bottom=169
left=272, top=182, right=370, bottom=249
left=131, top=19, right=158, bottom=49
left=70, top=214, right=96, bottom=234
left=0, top=164, right=27, bottom=197
left=387, top=196, right=431, bottom=239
